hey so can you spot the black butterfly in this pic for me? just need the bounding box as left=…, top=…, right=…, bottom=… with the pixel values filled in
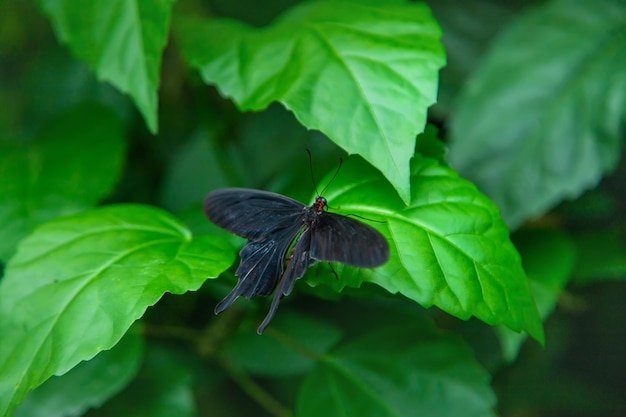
left=204, top=188, right=389, bottom=334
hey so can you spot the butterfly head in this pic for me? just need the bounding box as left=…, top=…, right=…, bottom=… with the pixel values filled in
left=314, top=196, right=328, bottom=213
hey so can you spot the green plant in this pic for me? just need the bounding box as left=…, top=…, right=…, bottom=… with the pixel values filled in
left=1, top=0, right=625, bottom=416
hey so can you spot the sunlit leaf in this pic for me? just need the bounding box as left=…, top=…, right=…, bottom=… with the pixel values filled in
left=38, top=0, right=175, bottom=132
left=307, top=155, right=544, bottom=343
left=0, top=205, right=234, bottom=417
left=176, top=0, right=445, bottom=203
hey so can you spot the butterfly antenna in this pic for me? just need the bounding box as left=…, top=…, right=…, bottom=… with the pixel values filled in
left=306, top=149, right=321, bottom=196
left=319, top=157, right=343, bottom=196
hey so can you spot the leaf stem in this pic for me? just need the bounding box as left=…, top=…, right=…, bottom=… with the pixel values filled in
left=265, top=327, right=321, bottom=360
left=218, top=357, right=293, bottom=417
left=145, top=312, right=293, bottom=416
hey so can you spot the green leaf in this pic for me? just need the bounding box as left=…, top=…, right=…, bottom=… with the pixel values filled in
left=37, top=0, right=175, bottom=133
left=0, top=104, right=125, bottom=261
left=85, top=344, right=198, bottom=417
left=13, top=327, right=144, bottom=417
left=448, top=0, right=626, bottom=228
left=497, top=229, right=576, bottom=362
left=176, top=0, right=446, bottom=204
left=572, top=229, right=626, bottom=283
left=296, top=319, right=496, bottom=417
left=221, top=311, right=343, bottom=377
left=178, top=203, right=245, bottom=250
left=0, top=204, right=234, bottom=417
left=307, top=155, right=544, bottom=343
left=159, top=131, right=229, bottom=214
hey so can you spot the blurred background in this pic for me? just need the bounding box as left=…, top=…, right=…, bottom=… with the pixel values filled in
left=1, top=0, right=625, bottom=416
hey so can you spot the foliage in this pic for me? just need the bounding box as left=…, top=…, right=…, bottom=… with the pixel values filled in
left=1, top=0, right=625, bottom=416
left=448, top=0, right=626, bottom=229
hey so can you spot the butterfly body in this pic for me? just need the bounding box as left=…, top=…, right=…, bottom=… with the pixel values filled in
left=204, top=188, right=389, bottom=333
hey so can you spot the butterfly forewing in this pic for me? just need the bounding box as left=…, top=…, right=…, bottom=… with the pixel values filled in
left=310, top=212, right=389, bottom=267
left=204, top=188, right=306, bottom=241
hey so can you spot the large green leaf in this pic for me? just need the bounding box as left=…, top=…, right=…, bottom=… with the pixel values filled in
left=448, top=0, right=626, bottom=228
left=296, top=319, right=496, bottom=417
left=176, top=0, right=445, bottom=204
left=0, top=104, right=125, bottom=261
left=37, top=0, right=175, bottom=133
left=307, top=155, right=544, bottom=343
left=13, top=328, right=144, bottom=417
left=0, top=204, right=234, bottom=417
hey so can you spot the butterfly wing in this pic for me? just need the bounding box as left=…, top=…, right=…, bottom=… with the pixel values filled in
left=215, top=240, right=279, bottom=314
left=204, top=188, right=306, bottom=241
left=257, top=228, right=315, bottom=334
left=310, top=212, right=389, bottom=267
left=235, top=241, right=283, bottom=297
left=214, top=227, right=302, bottom=314
left=207, top=188, right=307, bottom=314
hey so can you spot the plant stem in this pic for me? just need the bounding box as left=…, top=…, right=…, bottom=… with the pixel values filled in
left=219, top=357, right=292, bottom=417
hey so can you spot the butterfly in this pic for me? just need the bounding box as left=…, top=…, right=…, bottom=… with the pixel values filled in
left=204, top=186, right=389, bottom=334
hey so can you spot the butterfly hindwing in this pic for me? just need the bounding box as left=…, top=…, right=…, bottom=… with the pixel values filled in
left=257, top=228, right=315, bottom=334
left=214, top=224, right=302, bottom=314
left=235, top=241, right=282, bottom=296
left=310, top=212, right=389, bottom=267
